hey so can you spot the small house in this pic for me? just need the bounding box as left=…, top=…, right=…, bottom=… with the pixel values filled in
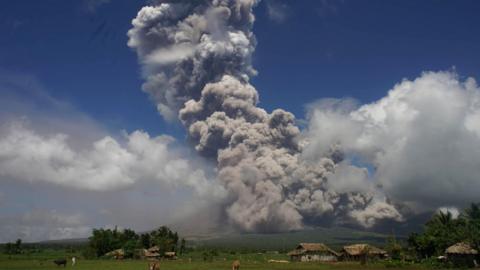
left=144, top=246, right=176, bottom=260
left=148, top=246, right=160, bottom=253
left=287, top=243, right=339, bottom=262
left=104, top=248, right=124, bottom=260
left=445, top=242, right=478, bottom=268
left=141, top=248, right=160, bottom=259
left=341, top=244, right=388, bottom=261
left=164, top=251, right=177, bottom=260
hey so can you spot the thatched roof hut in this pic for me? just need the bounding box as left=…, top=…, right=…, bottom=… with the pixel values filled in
left=148, top=246, right=160, bottom=253
left=445, top=242, right=478, bottom=255
left=445, top=242, right=478, bottom=268
left=343, top=244, right=387, bottom=256
left=143, top=246, right=176, bottom=259
left=105, top=248, right=125, bottom=259
left=341, top=244, right=387, bottom=262
left=164, top=251, right=177, bottom=259
left=287, top=243, right=339, bottom=262
left=142, top=249, right=160, bottom=258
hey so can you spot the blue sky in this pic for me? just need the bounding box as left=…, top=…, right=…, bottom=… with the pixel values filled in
left=2, top=0, right=480, bottom=138
left=2, top=0, right=480, bottom=241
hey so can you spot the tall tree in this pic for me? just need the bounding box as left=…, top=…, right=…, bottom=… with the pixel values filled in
left=14, top=239, right=22, bottom=254
left=140, top=233, right=151, bottom=249
left=462, top=203, right=480, bottom=221
left=409, top=210, right=459, bottom=257
left=408, top=203, right=480, bottom=258
left=179, top=238, right=186, bottom=255
left=3, top=243, right=14, bottom=255
left=462, top=203, right=480, bottom=249
left=150, top=226, right=179, bottom=255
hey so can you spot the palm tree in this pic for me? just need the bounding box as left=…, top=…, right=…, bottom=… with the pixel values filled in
left=461, top=203, right=480, bottom=221
left=429, top=211, right=453, bottom=227
left=460, top=203, right=480, bottom=249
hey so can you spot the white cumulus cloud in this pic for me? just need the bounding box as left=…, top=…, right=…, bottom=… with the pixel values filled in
left=0, top=120, right=222, bottom=197
left=305, top=71, right=480, bottom=212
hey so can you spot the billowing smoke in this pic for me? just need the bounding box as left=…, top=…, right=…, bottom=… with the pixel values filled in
left=128, top=0, right=401, bottom=232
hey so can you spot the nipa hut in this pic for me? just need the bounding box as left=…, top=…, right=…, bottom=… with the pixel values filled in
left=164, top=251, right=177, bottom=260
left=341, top=244, right=388, bottom=262
left=144, top=246, right=176, bottom=260
left=287, top=243, right=339, bottom=262
left=141, top=248, right=160, bottom=259
left=148, top=246, right=160, bottom=253
left=104, top=248, right=124, bottom=260
left=445, top=242, right=478, bottom=268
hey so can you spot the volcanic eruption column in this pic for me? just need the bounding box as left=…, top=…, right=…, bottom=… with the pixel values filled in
left=128, top=0, right=402, bottom=232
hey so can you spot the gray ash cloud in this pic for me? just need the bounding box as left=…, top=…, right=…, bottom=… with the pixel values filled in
left=128, top=0, right=402, bottom=232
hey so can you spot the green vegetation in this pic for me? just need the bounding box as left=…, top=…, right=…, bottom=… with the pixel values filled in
left=0, top=250, right=429, bottom=270
left=83, top=227, right=138, bottom=258
left=408, top=203, right=480, bottom=258
left=84, top=226, right=180, bottom=259
left=0, top=259, right=431, bottom=270
left=3, top=239, right=23, bottom=255
left=2, top=204, right=480, bottom=269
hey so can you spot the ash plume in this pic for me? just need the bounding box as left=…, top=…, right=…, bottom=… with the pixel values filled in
left=128, top=0, right=402, bottom=232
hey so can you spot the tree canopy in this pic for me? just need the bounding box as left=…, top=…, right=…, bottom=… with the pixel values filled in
left=408, top=203, right=480, bottom=258
left=85, top=226, right=181, bottom=258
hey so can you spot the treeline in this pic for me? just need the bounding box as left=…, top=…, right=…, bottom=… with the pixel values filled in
left=3, top=239, right=23, bottom=255
left=408, top=203, right=480, bottom=259
left=2, top=239, right=82, bottom=256
left=84, top=226, right=186, bottom=259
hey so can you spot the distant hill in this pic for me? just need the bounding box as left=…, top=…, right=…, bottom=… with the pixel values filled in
left=189, top=227, right=393, bottom=250
left=38, top=238, right=87, bottom=245
left=31, top=226, right=399, bottom=251
left=38, top=238, right=88, bottom=245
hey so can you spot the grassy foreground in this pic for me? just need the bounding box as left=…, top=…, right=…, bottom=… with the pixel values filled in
left=0, top=258, right=431, bottom=270
left=0, top=250, right=433, bottom=270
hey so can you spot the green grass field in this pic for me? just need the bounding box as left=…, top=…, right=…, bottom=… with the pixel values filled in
left=0, top=252, right=431, bottom=270
left=0, top=259, right=431, bottom=270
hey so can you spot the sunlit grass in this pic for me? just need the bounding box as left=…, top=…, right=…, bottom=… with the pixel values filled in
left=0, top=256, right=432, bottom=270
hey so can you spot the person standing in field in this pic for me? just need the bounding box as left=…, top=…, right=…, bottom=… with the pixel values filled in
left=71, top=256, right=76, bottom=266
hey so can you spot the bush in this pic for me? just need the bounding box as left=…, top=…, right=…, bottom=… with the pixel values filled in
left=408, top=203, right=480, bottom=259
left=81, top=246, right=97, bottom=259
left=383, top=259, right=415, bottom=268
left=123, top=240, right=139, bottom=259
